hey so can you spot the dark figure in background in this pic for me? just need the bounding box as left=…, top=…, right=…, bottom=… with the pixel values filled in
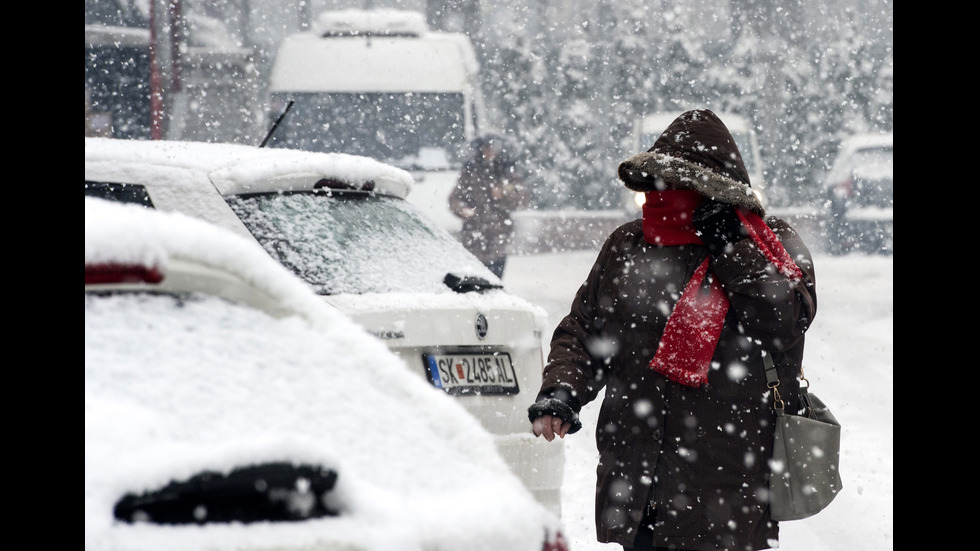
left=526, top=110, right=818, bottom=551
left=450, top=134, right=531, bottom=278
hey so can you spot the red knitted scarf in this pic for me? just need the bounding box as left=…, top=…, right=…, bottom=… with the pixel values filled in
left=642, top=191, right=803, bottom=388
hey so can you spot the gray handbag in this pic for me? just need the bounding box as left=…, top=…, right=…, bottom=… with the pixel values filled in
left=764, top=351, right=843, bottom=521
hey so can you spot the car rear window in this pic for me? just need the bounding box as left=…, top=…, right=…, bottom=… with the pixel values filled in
left=227, top=191, right=490, bottom=295
left=85, top=181, right=155, bottom=208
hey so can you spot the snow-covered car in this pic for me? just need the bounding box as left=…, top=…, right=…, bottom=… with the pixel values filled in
left=821, top=132, right=893, bottom=255
left=85, top=197, right=568, bottom=551
left=84, top=137, right=565, bottom=515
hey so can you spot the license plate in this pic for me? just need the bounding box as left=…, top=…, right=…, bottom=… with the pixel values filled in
left=423, top=352, right=519, bottom=396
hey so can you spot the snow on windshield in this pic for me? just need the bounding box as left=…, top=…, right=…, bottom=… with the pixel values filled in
left=227, top=192, right=496, bottom=295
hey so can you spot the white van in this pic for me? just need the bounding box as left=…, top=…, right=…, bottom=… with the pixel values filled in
left=623, top=111, right=768, bottom=214
left=266, top=9, right=488, bottom=235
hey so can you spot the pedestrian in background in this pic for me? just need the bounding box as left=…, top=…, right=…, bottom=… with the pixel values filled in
left=527, top=109, right=817, bottom=551
left=450, top=134, right=531, bottom=278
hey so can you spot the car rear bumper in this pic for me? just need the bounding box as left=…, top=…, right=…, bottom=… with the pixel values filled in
left=494, top=432, right=566, bottom=517
left=825, top=207, right=893, bottom=255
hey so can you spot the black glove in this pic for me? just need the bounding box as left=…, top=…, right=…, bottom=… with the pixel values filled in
left=527, top=388, right=582, bottom=434
left=693, top=199, right=746, bottom=256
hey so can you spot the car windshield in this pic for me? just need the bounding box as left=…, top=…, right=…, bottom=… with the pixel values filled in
left=844, top=147, right=893, bottom=207
left=846, top=147, right=892, bottom=178
left=227, top=191, right=491, bottom=295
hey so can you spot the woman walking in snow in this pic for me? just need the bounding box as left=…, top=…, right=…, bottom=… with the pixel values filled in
left=528, top=109, right=818, bottom=551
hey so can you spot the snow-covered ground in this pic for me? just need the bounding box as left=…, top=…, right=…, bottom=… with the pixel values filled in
left=503, top=249, right=893, bottom=551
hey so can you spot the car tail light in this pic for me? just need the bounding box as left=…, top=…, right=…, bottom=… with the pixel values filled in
left=543, top=530, right=569, bottom=551
left=831, top=177, right=854, bottom=200
left=85, top=263, right=164, bottom=285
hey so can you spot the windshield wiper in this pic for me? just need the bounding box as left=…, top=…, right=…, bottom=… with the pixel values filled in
left=259, top=100, right=295, bottom=148
left=444, top=273, right=502, bottom=293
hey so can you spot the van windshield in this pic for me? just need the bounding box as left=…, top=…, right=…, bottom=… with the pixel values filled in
left=267, top=92, right=467, bottom=171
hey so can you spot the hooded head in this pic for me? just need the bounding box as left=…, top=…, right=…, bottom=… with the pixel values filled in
left=467, top=133, right=518, bottom=171
left=617, top=109, right=764, bottom=216
left=470, top=133, right=517, bottom=170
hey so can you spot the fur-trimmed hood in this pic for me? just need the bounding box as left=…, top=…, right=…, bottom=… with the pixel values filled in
left=618, top=109, right=765, bottom=217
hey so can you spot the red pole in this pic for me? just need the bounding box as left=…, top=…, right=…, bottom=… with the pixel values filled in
left=168, top=0, right=182, bottom=93
left=148, top=0, right=164, bottom=139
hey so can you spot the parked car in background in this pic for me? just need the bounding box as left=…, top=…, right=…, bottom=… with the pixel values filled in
left=821, top=132, right=893, bottom=255
left=84, top=137, right=565, bottom=515
left=85, top=197, right=568, bottom=551
left=623, top=110, right=769, bottom=214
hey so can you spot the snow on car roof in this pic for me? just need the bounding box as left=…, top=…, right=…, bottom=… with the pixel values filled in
left=85, top=196, right=345, bottom=325
left=837, top=132, right=893, bottom=155
left=84, top=137, right=415, bottom=198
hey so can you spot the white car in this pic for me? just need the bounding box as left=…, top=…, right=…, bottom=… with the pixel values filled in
left=85, top=197, right=568, bottom=551
left=84, top=137, right=565, bottom=515
left=821, top=132, right=893, bottom=255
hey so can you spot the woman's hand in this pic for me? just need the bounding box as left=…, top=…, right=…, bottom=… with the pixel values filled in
left=531, top=414, right=572, bottom=441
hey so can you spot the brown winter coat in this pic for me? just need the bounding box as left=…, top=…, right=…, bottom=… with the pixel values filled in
left=449, top=156, right=530, bottom=264
left=534, top=110, right=817, bottom=550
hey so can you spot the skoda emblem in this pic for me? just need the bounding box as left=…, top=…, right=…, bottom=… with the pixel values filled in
left=475, top=313, right=488, bottom=340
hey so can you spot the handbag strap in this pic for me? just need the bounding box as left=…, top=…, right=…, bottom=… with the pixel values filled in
left=764, top=350, right=812, bottom=417
left=762, top=350, right=785, bottom=415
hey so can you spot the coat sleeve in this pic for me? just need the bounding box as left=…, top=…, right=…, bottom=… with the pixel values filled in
left=498, top=170, right=532, bottom=211
left=709, top=217, right=817, bottom=353
left=534, top=233, right=619, bottom=411
left=448, top=165, right=475, bottom=219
